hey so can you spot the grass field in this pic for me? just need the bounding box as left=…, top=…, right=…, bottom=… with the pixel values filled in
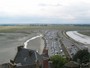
left=79, top=31, right=90, bottom=36
left=0, top=25, right=90, bottom=33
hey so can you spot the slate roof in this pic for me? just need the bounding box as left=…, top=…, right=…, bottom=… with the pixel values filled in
left=13, top=47, right=43, bottom=66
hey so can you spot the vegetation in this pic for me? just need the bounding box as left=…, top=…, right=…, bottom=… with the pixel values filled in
left=50, top=55, right=67, bottom=68
left=73, top=49, right=90, bottom=64
left=79, top=31, right=90, bottom=36
left=0, top=25, right=90, bottom=33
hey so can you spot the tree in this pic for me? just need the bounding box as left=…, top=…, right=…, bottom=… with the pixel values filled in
left=73, top=49, right=90, bottom=64
left=50, top=55, right=67, bottom=68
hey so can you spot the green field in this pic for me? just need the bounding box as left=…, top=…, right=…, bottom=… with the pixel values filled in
left=79, top=31, right=90, bottom=36
left=0, top=25, right=90, bottom=33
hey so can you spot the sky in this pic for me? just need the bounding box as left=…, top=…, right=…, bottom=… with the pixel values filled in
left=0, top=0, right=90, bottom=24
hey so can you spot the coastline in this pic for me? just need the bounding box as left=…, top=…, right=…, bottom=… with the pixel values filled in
left=66, top=31, right=90, bottom=44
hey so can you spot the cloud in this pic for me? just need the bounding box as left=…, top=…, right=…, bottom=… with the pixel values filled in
left=39, top=3, right=61, bottom=7
left=0, top=0, right=90, bottom=24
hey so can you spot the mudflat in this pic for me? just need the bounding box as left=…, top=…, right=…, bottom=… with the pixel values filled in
left=0, top=33, right=37, bottom=64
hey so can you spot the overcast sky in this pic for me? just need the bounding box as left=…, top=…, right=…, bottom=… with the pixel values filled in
left=0, top=0, right=90, bottom=24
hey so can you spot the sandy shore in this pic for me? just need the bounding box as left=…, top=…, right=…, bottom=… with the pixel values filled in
left=66, top=31, right=90, bottom=51
left=66, top=31, right=90, bottom=44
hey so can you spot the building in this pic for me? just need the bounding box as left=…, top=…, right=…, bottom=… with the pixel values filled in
left=10, top=46, right=43, bottom=68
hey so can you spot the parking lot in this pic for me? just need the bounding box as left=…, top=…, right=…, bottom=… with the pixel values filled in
left=44, top=30, right=65, bottom=57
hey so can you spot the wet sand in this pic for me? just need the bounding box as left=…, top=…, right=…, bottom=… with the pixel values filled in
left=66, top=31, right=90, bottom=44
left=0, top=33, right=38, bottom=64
